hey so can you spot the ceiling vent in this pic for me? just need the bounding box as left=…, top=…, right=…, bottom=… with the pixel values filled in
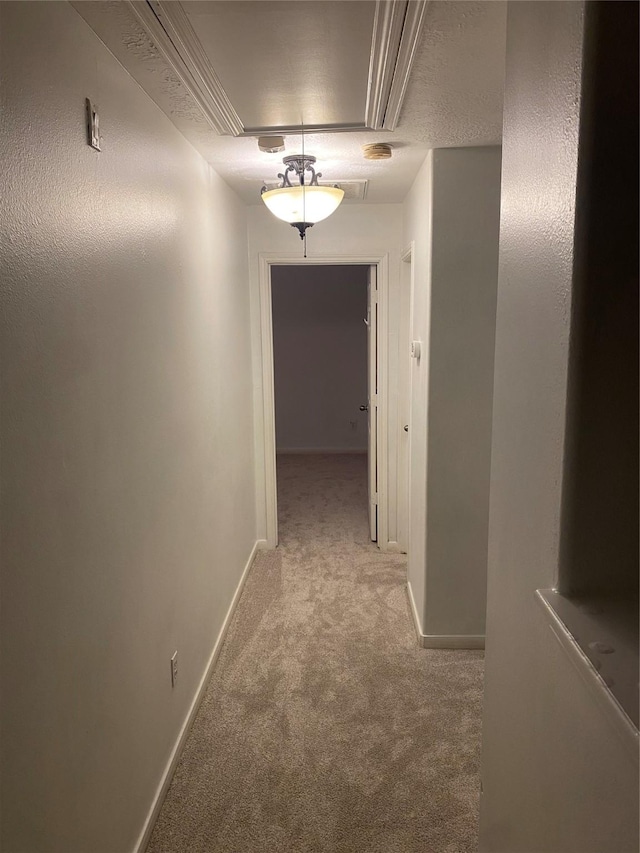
left=330, top=180, right=369, bottom=201
left=261, top=179, right=368, bottom=202
left=362, top=143, right=392, bottom=161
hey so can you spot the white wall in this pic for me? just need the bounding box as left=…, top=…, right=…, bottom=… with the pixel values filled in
left=272, top=265, right=368, bottom=453
left=425, top=147, right=501, bottom=639
left=402, top=147, right=501, bottom=643
left=401, top=154, right=433, bottom=625
left=0, top=4, right=256, bottom=852
left=248, top=203, right=403, bottom=547
left=479, top=2, right=639, bottom=851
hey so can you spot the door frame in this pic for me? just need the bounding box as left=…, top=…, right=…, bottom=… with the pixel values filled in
left=258, top=252, right=390, bottom=550
left=398, top=242, right=415, bottom=554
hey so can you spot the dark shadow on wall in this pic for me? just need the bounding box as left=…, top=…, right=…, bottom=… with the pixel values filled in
left=558, top=0, right=639, bottom=724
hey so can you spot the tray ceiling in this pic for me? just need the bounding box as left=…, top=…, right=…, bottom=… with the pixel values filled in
left=181, top=1, right=376, bottom=132
left=72, top=1, right=507, bottom=205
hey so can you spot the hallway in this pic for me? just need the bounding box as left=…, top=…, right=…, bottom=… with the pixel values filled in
left=2, top=4, right=638, bottom=850
left=147, top=455, right=484, bottom=853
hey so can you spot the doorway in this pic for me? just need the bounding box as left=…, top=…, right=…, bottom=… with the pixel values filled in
left=270, top=264, right=375, bottom=542
left=258, top=255, right=390, bottom=550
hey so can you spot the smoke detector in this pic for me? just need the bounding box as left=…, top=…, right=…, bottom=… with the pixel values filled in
left=362, top=143, right=392, bottom=161
left=258, top=136, right=285, bottom=153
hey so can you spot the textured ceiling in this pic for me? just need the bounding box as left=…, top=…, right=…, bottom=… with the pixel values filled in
left=201, top=0, right=507, bottom=204
left=75, top=1, right=507, bottom=205
left=399, top=1, right=507, bottom=147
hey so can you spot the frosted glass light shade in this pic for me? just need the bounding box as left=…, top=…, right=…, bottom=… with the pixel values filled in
left=261, top=185, right=344, bottom=224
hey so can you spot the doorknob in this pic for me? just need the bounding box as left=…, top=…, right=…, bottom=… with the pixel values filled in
left=359, top=404, right=369, bottom=412
left=404, top=424, right=409, bottom=432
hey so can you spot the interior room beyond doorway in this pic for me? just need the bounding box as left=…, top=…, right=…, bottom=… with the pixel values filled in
left=271, top=264, right=374, bottom=541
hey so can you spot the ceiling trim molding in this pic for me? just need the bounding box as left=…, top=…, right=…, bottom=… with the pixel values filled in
left=366, top=0, right=407, bottom=131
left=365, top=0, right=429, bottom=132
left=383, top=0, right=430, bottom=131
left=240, top=123, right=370, bottom=137
left=129, top=0, right=243, bottom=136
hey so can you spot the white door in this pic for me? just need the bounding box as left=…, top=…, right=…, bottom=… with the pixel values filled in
left=398, top=250, right=413, bottom=554
left=367, top=265, right=378, bottom=541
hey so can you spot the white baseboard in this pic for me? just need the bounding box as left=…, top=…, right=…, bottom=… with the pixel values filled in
left=133, top=539, right=261, bottom=853
left=421, top=633, right=485, bottom=650
left=276, top=448, right=367, bottom=455
left=405, top=581, right=485, bottom=650
left=386, top=540, right=406, bottom=554
left=406, top=579, right=424, bottom=638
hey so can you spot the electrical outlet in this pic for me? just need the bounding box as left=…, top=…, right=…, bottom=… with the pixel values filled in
left=170, top=651, right=178, bottom=687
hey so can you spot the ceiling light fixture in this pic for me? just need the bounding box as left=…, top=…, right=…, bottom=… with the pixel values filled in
left=260, top=154, right=344, bottom=243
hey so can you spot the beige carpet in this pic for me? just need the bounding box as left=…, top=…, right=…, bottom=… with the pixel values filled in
left=147, top=454, right=484, bottom=853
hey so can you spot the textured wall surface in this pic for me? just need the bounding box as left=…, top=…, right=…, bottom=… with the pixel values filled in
left=479, top=3, right=639, bottom=851
left=401, top=153, right=433, bottom=626
left=272, top=265, right=368, bottom=452
left=400, top=1, right=507, bottom=147
left=425, top=146, right=501, bottom=639
left=402, top=147, right=501, bottom=641
left=0, top=4, right=256, bottom=852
